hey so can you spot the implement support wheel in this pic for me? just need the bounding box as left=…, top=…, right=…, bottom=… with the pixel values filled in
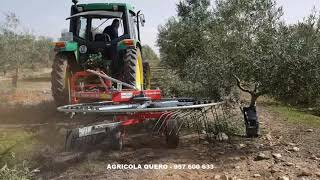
left=110, top=126, right=124, bottom=151
left=165, top=120, right=179, bottom=149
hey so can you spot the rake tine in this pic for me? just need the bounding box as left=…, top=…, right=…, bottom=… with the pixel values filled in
left=157, top=110, right=181, bottom=134
left=214, top=106, right=219, bottom=121
left=200, top=109, right=210, bottom=139
left=169, top=110, right=194, bottom=135
left=162, top=110, right=188, bottom=134
left=221, top=103, right=228, bottom=121
left=187, top=112, right=196, bottom=129
left=184, top=110, right=195, bottom=128
left=175, top=110, right=195, bottom=135
left=152, top=111, right=171, bottom=131
left=153, top=112, right=174, bottom=135
left=195, top=111, right=205, bottom=142
left=156, top=112, right=173, bottom=134
left=162, top=110, right=186, bottom=134
left=210, top=106, right=216, bottom=121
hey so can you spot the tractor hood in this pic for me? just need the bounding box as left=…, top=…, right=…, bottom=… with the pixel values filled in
left=66, top=10, right=123, bottom=20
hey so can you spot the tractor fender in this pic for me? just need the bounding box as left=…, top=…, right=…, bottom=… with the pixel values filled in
left=117, top=39, right=141, bottom=51
left=53, top=41, right=79, bottom=62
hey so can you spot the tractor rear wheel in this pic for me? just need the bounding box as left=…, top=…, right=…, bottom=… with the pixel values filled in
left=122, top=48, right=144, bottom=90
left=51, top=53, right=72, bottom=106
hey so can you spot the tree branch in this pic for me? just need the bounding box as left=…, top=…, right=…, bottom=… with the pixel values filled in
left=233, top=74, right=253, bottom=95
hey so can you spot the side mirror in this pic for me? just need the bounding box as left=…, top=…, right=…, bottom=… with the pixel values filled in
left=72, top=0, right=79, bottom=5
left=139, top=14, right=146, bottom=27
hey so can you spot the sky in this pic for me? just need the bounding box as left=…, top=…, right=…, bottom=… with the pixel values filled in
left=1, top=0, right=320, bottom=53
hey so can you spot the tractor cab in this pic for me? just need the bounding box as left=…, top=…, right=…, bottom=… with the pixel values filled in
left=51, top=0, right=150, bottom=106
left=64, top=2, right=145, bottom=68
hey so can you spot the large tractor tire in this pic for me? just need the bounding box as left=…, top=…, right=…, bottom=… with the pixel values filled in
left=143, top=61, right=151, bottom=90
left=51, top=53, right=72, bottom=106
left=122, top=48, right=144, bottom=90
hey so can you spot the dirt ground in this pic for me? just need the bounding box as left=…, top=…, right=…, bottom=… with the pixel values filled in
left=0, top=80, right=320, bottom=180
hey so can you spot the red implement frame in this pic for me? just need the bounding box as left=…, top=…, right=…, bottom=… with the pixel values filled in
left=70, top=71, right=165, bottom=127
left=70, top=71, right=161, bottom=104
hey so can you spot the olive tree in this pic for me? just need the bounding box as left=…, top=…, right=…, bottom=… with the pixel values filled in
left=158, top=0, right=284, bottom=104
left=142, top=45, right=160, bottom=67
left=0, top=12, right=52, bottom=88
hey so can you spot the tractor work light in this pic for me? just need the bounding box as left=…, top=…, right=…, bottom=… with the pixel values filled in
left=55, top=42, right=66, bottom=49
left=123, top=39, right=135, bottom=47
left=77, top=6, right=84, bottom=12
left=113, top=5, right=119, bottom=11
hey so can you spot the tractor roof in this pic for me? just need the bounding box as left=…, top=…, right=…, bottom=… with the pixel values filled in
left=78, top=3, right=135, bottom=12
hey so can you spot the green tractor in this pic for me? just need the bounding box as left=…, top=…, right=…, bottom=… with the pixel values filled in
left=51, top=0, right=151, bottom=106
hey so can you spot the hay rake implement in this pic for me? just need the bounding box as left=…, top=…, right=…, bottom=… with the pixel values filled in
left=57, top=70, right=227, bottom=151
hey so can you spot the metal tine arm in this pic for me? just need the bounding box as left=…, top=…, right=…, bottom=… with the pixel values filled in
left=174, top=110, right=197, bottom=135
left=167, top=110, right=194, bottom=135
left=152, top=111, right=172, bottom=131
left=157, top=110, right=182, bottom=134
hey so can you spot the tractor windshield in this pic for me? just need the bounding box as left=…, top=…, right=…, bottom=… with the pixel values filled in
left=73, top=16, right=125, bottom=41
left=69, top=10, right=127, bottom=41
left=91, top=18, right=124, bottom=39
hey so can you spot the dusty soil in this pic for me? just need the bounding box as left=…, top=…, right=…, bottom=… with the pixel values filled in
left=34, top=105, right=320, bottom=180
left=0, top=83, right=320, bottom=180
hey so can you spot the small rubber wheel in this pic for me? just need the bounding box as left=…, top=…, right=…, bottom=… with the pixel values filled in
left=110, top=128, right=124, bottom=151
left=165, top=120, right=179, bottom=149
left=65, top=129, right=79, bottom=152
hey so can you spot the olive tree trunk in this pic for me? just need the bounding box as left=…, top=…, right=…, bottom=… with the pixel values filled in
left=12, top=65, right=19, bottom=88
left=233, top=75, right=264, bottom=107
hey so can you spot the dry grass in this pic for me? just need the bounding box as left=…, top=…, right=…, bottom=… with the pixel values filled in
left=268, top=105, right=320, bottom=128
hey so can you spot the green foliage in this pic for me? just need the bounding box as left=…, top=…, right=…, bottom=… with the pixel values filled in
left=85, top=52, right=106, bottom=69
left=0, top=161, right=32, bottom=180
left=208, top=117, right=243, bottom=135
left=270, top=12, right=320, bottom=106
left=158, top=0, right=320, bottom=107
left=142, top=45, right=160, bottom=67
left=268, top=104, right=320, bottom=128
left=0, top=129, right=35, bottom=180
left=0, top=12, right=53, bottom=79
left=158, top=0, right=230, bottom=99
left=157, top=68, right=206, bottom=98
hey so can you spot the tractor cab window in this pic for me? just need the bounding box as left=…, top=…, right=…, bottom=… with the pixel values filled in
left=129, top=12, right=138, bottom=40
left=91, top=18, right=124, bottom=41
left=77, top=17, right=87, bottom=39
